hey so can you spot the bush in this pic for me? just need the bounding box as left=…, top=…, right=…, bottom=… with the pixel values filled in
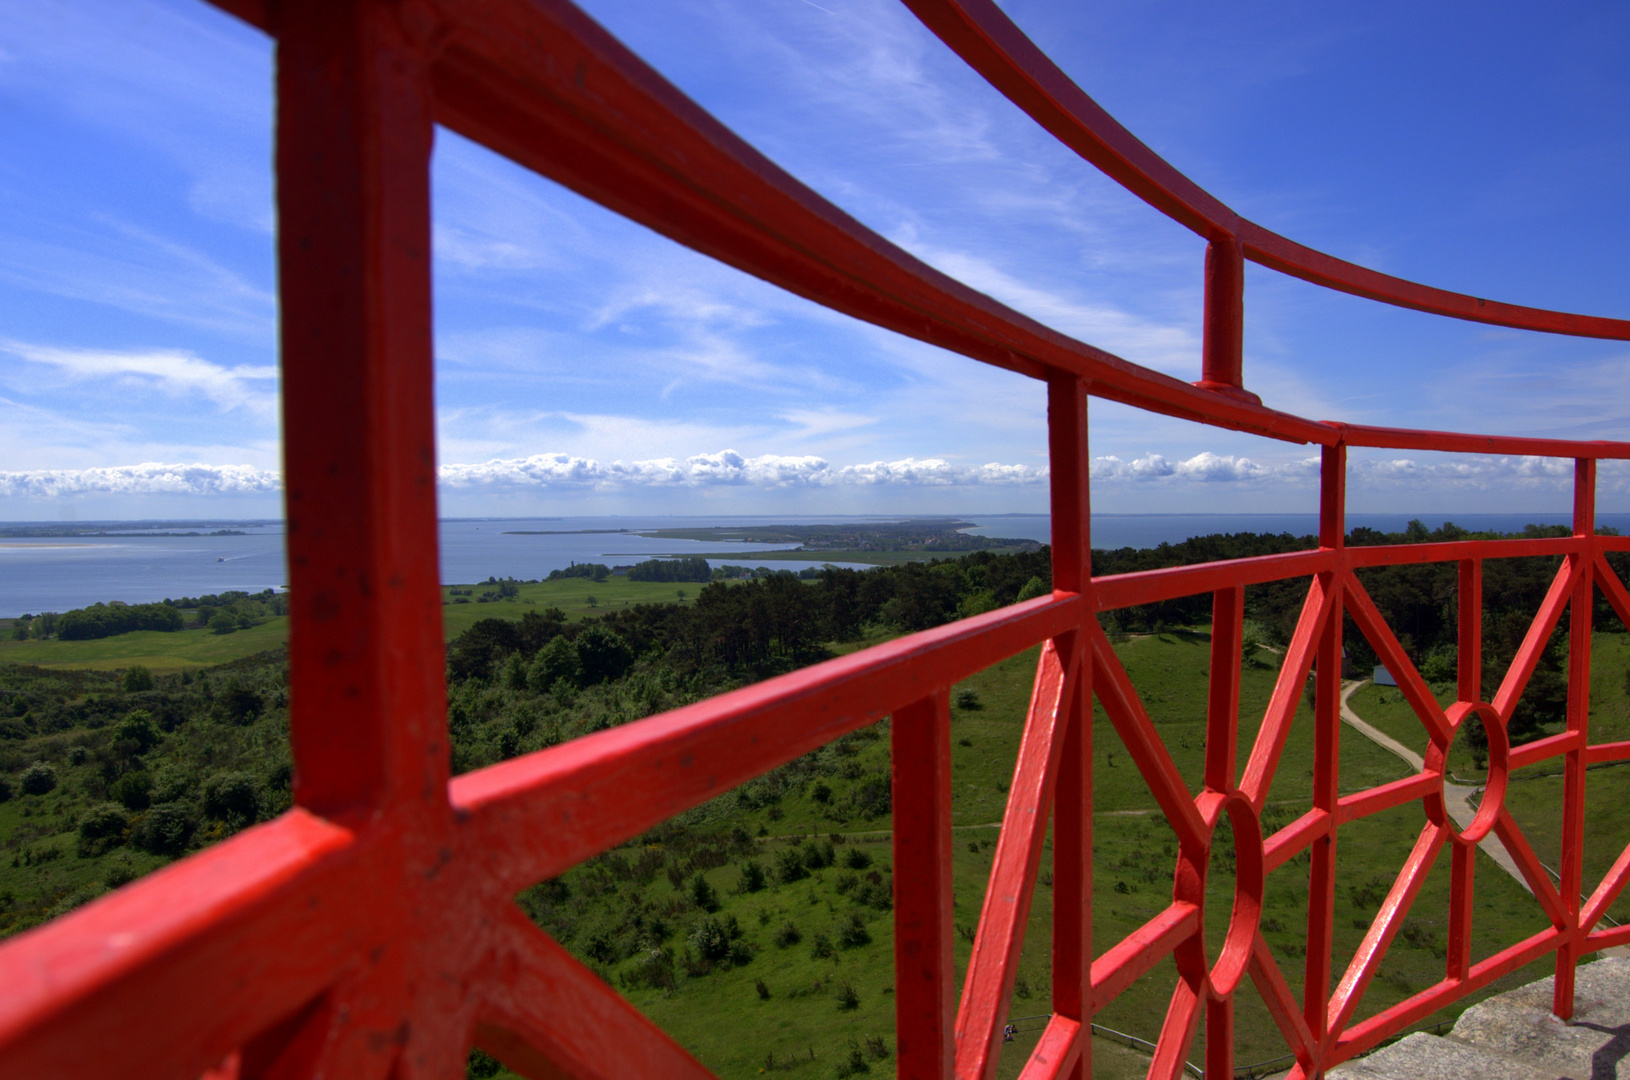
left=117, top=710, right=161, bottom=753
left=529, top=634, right=582, bottom=691
left=836, top=912, right=872, bottom=949
left=203, top=771, right=262, bottom=828
left=0, top=775, right=11, bottom=802
left=122, top=665, right=155, bottom=692
left=834, top=1039, right=870, bottom=1077
left=738, top=859, right=766, bottom=893
left=77, top=802, right=130, bottom=857
left=802, top=840, right=835, bottom=871
left=209, top=610, right=239, bottom=635
left=846, top=776, right=890, bottom=819
left=110, top=771, right=154, bottom=811
left=104, top=856, right=140, bottom=889
left=135, top=804, right=195, bottom=855
left=690, top=872, right=719, bottom=913
left=688, top=915, right=733, bottom=964
left=842, top=846, right=872, bottom=870
left=954, top=687, right=982, bottom=710
left=755, top=977, right=770, bottom=1000
left=809, top=932, right=836, bottom=960
left=623, top=946, right=677, bottom=991
left=775, top=846, right=809, bottom=883
left=20, top=760, right=56, bottom=795
left=576, top=626, right=634, bottom=686
left=466, top=1049, right=503, bottom=1079
left=772, top=920, right=801, bottom=948
left=834, top=981, right=860, bottom=1011
left=216, top=682, right=264, bottom=724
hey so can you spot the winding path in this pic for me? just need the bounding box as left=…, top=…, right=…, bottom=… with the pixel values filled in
left=1339, top=678, right=1533, bottom=891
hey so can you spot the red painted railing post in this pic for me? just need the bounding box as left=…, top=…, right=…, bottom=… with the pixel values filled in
left=893, top=690, right=956, bottom=1079
left=1048, top=373, right=1093, bottom=1080
left=275, top=0, right=448, bottom=825
left=1555, top=459, right=1597, bottom=1017
left=1306, top=445, right=1346, bottom=1058
left=1447, top=559, right=1483, bottom=984
left=1204, top=585, right=1244, bottom=1080
left=1197, top=236, right=1261, bottom=404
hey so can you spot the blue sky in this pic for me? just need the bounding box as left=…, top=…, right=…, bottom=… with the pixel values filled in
left=1, top=0, right=1627, bottom=520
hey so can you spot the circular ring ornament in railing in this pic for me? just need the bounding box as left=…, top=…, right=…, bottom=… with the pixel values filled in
left=1424, top=701, right=1508, bottom=845
left=1174, top=789, right=1265, bottom=997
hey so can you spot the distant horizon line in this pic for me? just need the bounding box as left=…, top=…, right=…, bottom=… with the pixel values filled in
left=0, top=509, right=1603, bottom=527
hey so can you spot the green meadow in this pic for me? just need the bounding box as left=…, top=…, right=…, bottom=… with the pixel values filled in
left=0, top=577, right=707, bottom=673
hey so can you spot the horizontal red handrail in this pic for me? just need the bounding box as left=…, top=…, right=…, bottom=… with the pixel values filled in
left=902, top=0, right=1630, bottom=343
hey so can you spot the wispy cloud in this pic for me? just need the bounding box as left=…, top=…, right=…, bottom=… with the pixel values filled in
left=0, top=340, right=277, bottom=415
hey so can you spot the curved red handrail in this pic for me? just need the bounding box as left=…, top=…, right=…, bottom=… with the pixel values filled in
left=903, top=0, right=1630, bottom=342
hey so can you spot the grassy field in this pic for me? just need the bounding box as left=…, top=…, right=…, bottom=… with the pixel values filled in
left=627, top=548, right=1036, bottom=566
left=1346, top=631, right=1630, bottom=926
left=513, top=628, right=1578, bottom=1079
left=0, top=577, right=707, bottom=672
left=0, top=619, right=291, bottom=672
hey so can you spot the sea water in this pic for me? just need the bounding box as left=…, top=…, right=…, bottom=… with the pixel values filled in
left=1, top=511, right=1622, bottom=618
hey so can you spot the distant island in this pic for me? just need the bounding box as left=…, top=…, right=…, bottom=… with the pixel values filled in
left=0, top=527, right=248, bottom=539
left=499, top=529, right=631, bottom=535
left=633, top=518, right=1040, bottom=554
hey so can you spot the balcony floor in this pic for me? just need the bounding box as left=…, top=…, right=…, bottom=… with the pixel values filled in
left=1330, top=957, right=1630, bottom=1079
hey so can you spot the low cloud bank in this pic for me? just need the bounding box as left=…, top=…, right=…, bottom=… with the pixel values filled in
left=0, top=451, right=1605, bottom=498
left=0, top=463, right=281, bottom=498
left=436, top=451, right=1048, bottom=488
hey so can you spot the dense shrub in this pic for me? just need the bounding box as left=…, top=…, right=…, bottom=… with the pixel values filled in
left=690, top=872, right=719, bottom=913
left=775, top=846, right=808, bottom=884
left=203, top=771, right=262, bottom=828
left=215, top=683, right=264, bottom=725
left=575, top=626, right=634, bottom=686
left=528, top=634, right=582, bottom=691
left=110, top=771, right=153, bottom=811
left=135, top=804, right=195, bottom=855
left=20, top=761, right=56, bottom=795
left=77, top=803, right=130, bottom=857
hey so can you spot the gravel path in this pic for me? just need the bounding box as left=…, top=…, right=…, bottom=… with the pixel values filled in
left=1338, top=678, right=1534, bottom=892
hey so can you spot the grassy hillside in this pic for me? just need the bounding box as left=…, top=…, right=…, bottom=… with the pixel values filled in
left=488, top=629, right=1571, bottom=1078
left=0, top=578, right=707, bottom=673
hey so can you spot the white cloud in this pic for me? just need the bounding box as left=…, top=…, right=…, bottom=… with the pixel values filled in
left=1091, top=452, right=1321, bottom=484
left=0, top=340, right=277, bottom=415
left=436, top=450, right=1045, bottom=490
left=0, top=462, right=279, bottom=498
left=1, top=450, right=1609, bottom=507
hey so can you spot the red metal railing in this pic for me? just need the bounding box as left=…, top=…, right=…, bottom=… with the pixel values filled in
left=3, top=1, right=1630, bottom=1078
